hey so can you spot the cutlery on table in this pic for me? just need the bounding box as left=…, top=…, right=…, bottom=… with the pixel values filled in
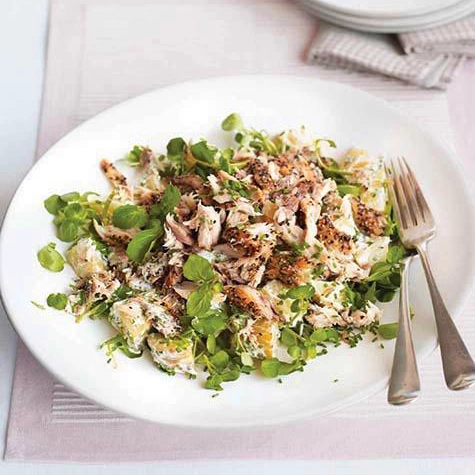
left=386, top=252, right=420, bottom=405
left=387, top=157, right=475, bottom=391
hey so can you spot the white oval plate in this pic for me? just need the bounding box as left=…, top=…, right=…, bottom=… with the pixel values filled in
left=309, top=0, right=462, bottom=18
left=299, top=0, right=475, bottom=33
left=1, top=76, right=474, bottom=428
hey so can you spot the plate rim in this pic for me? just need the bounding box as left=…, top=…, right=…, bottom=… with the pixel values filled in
left=1, top=74, right=475, bottom=428
left=304, top=0, right=467, bottom=19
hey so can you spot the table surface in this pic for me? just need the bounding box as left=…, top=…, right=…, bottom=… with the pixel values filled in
left=1, top=0, right=475, bottom=473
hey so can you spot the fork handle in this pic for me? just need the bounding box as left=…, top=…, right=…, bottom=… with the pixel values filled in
left=388, top=256, right=420, bottom=405
left=416, top=242, right=475, bottom=390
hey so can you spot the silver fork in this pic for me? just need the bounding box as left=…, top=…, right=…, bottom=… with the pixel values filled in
left=387, top=157, right=475, bottom=391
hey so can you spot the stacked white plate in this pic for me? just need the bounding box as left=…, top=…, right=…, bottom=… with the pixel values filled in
left=297, top=0, right=475, bottom=33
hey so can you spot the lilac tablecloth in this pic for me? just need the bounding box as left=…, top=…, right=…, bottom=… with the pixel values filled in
left=4, top=0, right=475, bottom=462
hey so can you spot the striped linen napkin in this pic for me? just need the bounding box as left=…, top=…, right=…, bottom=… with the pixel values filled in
left=308, top=15, right=475, bottom=89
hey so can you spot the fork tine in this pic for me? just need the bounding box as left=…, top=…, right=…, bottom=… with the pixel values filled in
left=401, top=157, right=434, bottom=224
left=395, top=157, right=422, bottom=226
left=385, top=162, right=406, bottom=229
left=391, top=158, right=415, bottom=228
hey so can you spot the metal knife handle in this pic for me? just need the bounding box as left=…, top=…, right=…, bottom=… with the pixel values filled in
left=416, top=242, right=475, bottom=390
left=388, top=255, right=420, bottom=405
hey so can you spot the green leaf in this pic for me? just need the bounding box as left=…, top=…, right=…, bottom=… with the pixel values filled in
left=280, top=328, right=298, bottom=347
left=387, top=244, right=406, bottom=264
left=325, top=328, right=340, bottom=343
left=287, top=284, right=315, bottom=300
left=44, top=194, right=66, bottom=215
left=183, top=254, right=215, bottom=282
left=206, top=334, right=216, bottom=354
left=126, top=145, right=143, bottom=167
left=376, top=288, right=396, bottom=303
left=62, top=202, right=88, bottom=224
left=366, top=262, right=393, bottom=283
left=377, top=322, right=398, bottom=340
left=126, top=228, right=159, bottom=262
left=337, top=184, right=361, bottom=197
left=47, top=293, right=68, bottom=310
left=288, top=345, right=301, bottom=360
left=167, top=137, right=186, bottom=156
left=60, top=192, right=81, bottom=202
left=240, top=353, right=254, bottom=367
left=210, top=350, right=229, bottom=372
left=187, top=288, right=213, bottom=318
left=166, top=138, right=186, bottom=173
left=57, top=219, right=79, bottom=242
left=221, top=365, right=241, bottom=382
left=37, top=243, right=65, bottom=272
left=204, top=374, right=223, bottom=391
left=100, top=334, right=142, bottom=358
left=221, top=113, right=244, bottom=132
left=112, top=204, right=148, bottom=229
left=192, top=310, right=227, bottom=336
left=190, top=141, right=217, bottom=164
left=150, top=184, right=181, bottom=221
left=310, top=328, right=328, bottom=344
left=278, top=360, right=304, bottom=376
left=261, top=358, right=281, bottom=378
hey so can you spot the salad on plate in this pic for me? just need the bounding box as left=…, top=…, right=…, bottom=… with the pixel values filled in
left=36, top=113, right=405, bottom=390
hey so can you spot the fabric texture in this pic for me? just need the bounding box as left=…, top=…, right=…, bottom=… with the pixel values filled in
left=4, top=0, right=475, bottom=462
left=308, top=15, right=475, bottom=89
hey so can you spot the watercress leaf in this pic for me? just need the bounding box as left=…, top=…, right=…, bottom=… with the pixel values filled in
left=44, top=194, right=66, bottom=215
left=210, top=350, right=229, bottom=372
left=127, top=145, right=143, bottom=167
left=377, top=322, right=398, bottom=340
left=150, top=184, right=181, bottom=221
left=183, top=254, right=214, bottom=282
left=167, top=137, right=186, bottom=156
left=364, top=282, right=377, bottom=303
left=287, top=284, right=315, bottom=300
left=280, top=328, right=297, bottom=347
left=221, top=113, right=244, bottom=132
left=387, top=244, right=406, bottom=264
left=37, top=243, right=65, bottom=272
left=240, top=353, right=254, bottom=367
left=278, top=360, right=304, bottom=376
left=306, top=345, right=318, bottom=360
left=60, top=192, right=81, bottom=202
left=288, top=345, right=301, bottom=360
left=366, top=262, right=393, bottom=283
left=221, top=366, right=240, bottom=382
left=261, top=358, right=281, bottom=378
left=112, top=204, right=148, bottom=229
left=126, top=228, right=158, bottom=262
left=187, top=288, right=213, bottom=318
left=190, top=140, right=217, bottom=164
left=310, top=328, right=327, bottom=344
left=46, top=293, right=68, bottom=310
left=206, top=334, right=216, bottom=354
left=337, top=184, right=361, bottom=197
left=376, top=288, right=396, bottom=303
left=325, top=328, right=340, bottom=343
left=100, top=334, right=142, bottom=358
left=58, top=219, right=79, bottom=242
left=290, top=300, right=302, bottom=313
left=204, top=374, right=223, bottom=391
left=192, top=310, right=226, bottom=336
